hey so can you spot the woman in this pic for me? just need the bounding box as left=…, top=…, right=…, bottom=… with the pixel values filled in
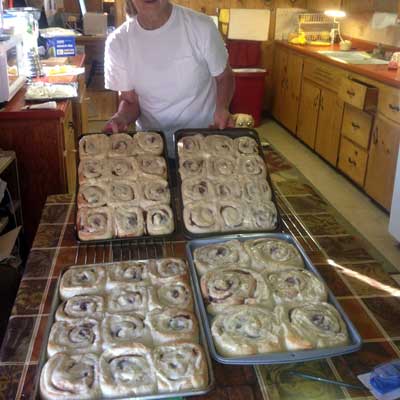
left=103, top=0, right=235, bottom=155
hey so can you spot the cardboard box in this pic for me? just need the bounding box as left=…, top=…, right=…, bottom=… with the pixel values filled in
left=46, top=36, right=76, bottom=57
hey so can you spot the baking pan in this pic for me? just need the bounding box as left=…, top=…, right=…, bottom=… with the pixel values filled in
left=24, top=82, right=78, bottom=102
left=186, top=233, right=362, bottom=365
left=75, top=130, right=179, bottom=244
left=173, top=128, right=283, bottom=239
left=31, top=260, right=215, bottom=400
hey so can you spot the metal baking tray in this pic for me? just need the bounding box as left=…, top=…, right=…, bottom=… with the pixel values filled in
left=24, top=82, right=78, bottom=102
left=186, top=233, right=362, bottom=365
left=75, top=131, right=179, bottom=244
left=31, top=260, right=215, bottom=399
left=173, top=128, right=283, bottom=239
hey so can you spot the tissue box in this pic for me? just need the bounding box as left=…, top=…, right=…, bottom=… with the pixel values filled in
left=45, top=36, right=76, bottom=57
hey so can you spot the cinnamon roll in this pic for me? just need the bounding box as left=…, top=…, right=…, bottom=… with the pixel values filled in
left=214, top=178, right=242, bottom=200
left=276, top=302, right=349, bottom=350
left=109, top=133, right=134, bottom=157
left=100, top=344, right=157, bottom=396
left=106, top=261, right=150, bottom=289
left=78, top=159, right=109, bottom=184
left=193, top=239, right=250, bottom=276
left=40, top=353, right=101, bottom=400
left=47, top=319, right=102, bottom=357
left=153, top=342, right=208, bottom=392
left=207, top=156, right=236, bottom=179
left=79, top=134, right=109, bottom=159
left=179, top=158, right=206, bottom=180
left=217, top=201, right=249, bottom=232
left=183, top=201, right=220, bottom=234
left=204, top=134, right=234, bottom=156
left=211, top=305, right=282, bottom=356
left=137, top=155, right=167, bottom=178
left=102, top=314, right=152, bottom=349
left=141, top=178, right=171, bottom=208
left=77, top=207, right=113, bottom=242
left=177, top=134, right=204, bottom=157
left=241, top=177, right=272, bottom=203
left=145, top=204, right=174, bottom=235
left=114, top=205, right=144, bottom=237
left=107, top=285, right=151, bottom=315
left=234, top=136, right=259, bottom=155
left=200, top=267, right=272, bottom=315
left=153, top=281, right=193, bottom=311
left=77, top=182, right=108, bottom=209
left=133, top=131, right=164, bottom=155
left=109, top=157, right=137, bottom=180
left=147, top=308, right=199, bottom=345
left=244, top=238, right=304, bottom=272
left=181, top=177, right=215, bottom=203
left=266, top=269, right=328, bottom=305
left=56, top=295, right=105, bottom=321
left=249, top=201, right=278, bottom=231
left=60, top=266, right=106, bottom=300
left=237, top=155, right=267, bottom=179
left=109, top=180, right=140, bottom=206
left=149, top=258, right=189, bottom=285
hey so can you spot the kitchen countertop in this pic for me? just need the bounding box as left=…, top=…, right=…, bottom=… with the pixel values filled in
left=276, top=40, right=400, bottom=88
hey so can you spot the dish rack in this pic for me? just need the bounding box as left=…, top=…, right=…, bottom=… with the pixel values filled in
left=298, top=13, right=333, bottom=43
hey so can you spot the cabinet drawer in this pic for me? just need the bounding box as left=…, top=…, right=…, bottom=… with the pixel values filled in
left=303, top=59, right=343, bottom=91
left=378, top=86, right=400, bottom=124
left=341, top=104, right=373, bottom=149
left=338, top=136, right=369, bottom=186
left=339, top=78, right=378, bottom=111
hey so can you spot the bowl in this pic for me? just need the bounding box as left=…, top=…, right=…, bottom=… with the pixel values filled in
left=339, top=40, right=352, bottom=51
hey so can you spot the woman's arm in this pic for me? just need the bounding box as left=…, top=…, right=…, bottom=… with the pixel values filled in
left=213, top=64, right=235, bottom=129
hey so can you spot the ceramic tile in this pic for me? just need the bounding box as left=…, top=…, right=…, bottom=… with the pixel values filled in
left=264, top=148, right=294, bottom=174
left=275, top=180, right=319, bottom=197
left=12, top=279, right=47, bottom=316
left=21, top=364, right=39, bottom=399
left=22, top=249, right=56, bottom=279
left=31, top=316, right=49, bottom=363
left=32, top=224, right=63, bottom=248
left=213, top=363, right=257, bottom=386
left=315, top=265, right=352, bottom=297
left=45, top=194, right=74, bottom=204
left=40, top=204, right=70, bottom=224
left=52, top=247, right=79, bottom=278
left=0, top=364, right=23, bottom=399
left=299, top=214, right=350, bottom=236
left=61, top=224, right=78, bottom=247
left=285, top=195, right=332, bottom=215
left=43, top=279, right=58, bottom=314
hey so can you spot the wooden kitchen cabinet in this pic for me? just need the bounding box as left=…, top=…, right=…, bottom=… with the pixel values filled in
left=272, top=46, right=288, bottom=124
left=365, top=114, right=400, bottom=210
left=307, top=0, right=341, bottom=11
left=342, top=0, right=398, bottom=12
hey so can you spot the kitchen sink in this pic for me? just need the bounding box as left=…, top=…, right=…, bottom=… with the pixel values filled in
left=317, top=51, right=389, bottom=65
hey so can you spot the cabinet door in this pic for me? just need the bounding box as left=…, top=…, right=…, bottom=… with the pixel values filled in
left=63, top=103, right=78, bottom=194
left=365, top=114, right=400, bottom=210
left=272, top=46, right=288, bottom=123
left=315, top=89, right=344, bottom=166
left=280, top=53, right=303, bottom=133
left=307, top=0, right=341, bottom=11
left=297, top=80, right=320, bottom=149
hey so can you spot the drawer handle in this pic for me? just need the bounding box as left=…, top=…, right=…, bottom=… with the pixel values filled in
left=313, top=94, right=320, bottom=108
left=348, top=157, right=357, bottom=166
left=389, top=103, right=400, bottom=112
left=351, top=122, right=360, bottom=130
left=347, top=90, right=356, bottom=97
left=373, top=126, right=379, bottom=145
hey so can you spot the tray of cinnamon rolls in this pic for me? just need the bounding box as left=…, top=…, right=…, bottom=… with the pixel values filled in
left=76, top=131, right=176, bottom=242
left=34, top=258, right=214, bottom=399
left=186, top=233, right=362, bottom=364
left=174, top=129, right=282, bottom=238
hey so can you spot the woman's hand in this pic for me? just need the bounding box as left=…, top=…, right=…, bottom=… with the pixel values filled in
left=212, top=107, right=235, bottom=129
left=103, top=114, right=130, bottom=133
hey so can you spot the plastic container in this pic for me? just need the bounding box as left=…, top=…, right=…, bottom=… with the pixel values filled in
left=226, top=39, right=261, bottom=68
left=230, top=68, right=267, bottom=127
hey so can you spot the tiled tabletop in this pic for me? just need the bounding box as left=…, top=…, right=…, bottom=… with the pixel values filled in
left=1, top=145, right=400, bottom=400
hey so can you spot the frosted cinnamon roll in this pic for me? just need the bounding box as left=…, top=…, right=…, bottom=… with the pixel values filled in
left=100, top=344, right=156, bottom=396
left=241, top=177, right=272, bottom=203
left=244, top=238, right=304, bottom=272
left=133, top=131, right=164, bottom=155
left=56, top=295, right=105, bottom=321
left=79, top=134, right=109, bottom=159
left=177, top=134, right=204, bottom=157
left=40, top=353, right=101, bottom=400
left=207, top=156, right=236, bottom=179
left=266, top=269, right=328, bottom=305
left=109, top=133, right=134, bottom=157
left=109, top=180, right=140, bottom=206
left=146, top=204, right=174, bottom=235
left=204, top=134, right=234, bottom=156
left=153, top=281, right=193, bottom=311
left=234, top=136, right=259, bottom=155
left=102, top=314, right=152, bottom=349
left=200, top=267, right=272, bottom=315
left=217, top=201, right=249, bottom=232
left=147, top=308, right=199, bottom=345
left=114, top=205, right=144, bottom=237
left=182, top=177, right=215, bottom=203
left=179, top=157, right=206, bottom=180
left=237, top=155, right=267, bottom=178
left=153, top=342, right=208, bottom=392
left=47, top=319, right=101, bottom=357
left=149, top=258, right=189, bottom=285
left=214, top=178, right=242, bottom=200
left=211, top=305, right=282, bottom=356
left=141, top=178, right=171, bottom=208
left=249, top=201, right=278, bottom=231
left=276, top=302, right=349, bottom=350
left=78, top=159, right=109, bottom=184
left=107, top=285, right=151, bottom=315
left=109, top=157, right=137, bottom=180
left=106, top=261, right=150, bottom=289
left=60, top=266, right=106, bottom=300
left=77, top=206, right=113, bottom=242
left=137, top=155, right=167, bottom=178
left=183, top=201, right=220, bottom=234
left=193, top=239, right=250, bottom=276
left=77, top=182, right=108, bottom=209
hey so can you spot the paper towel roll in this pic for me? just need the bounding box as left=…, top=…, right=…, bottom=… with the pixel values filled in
left=371, top=12, right=398, bottom=29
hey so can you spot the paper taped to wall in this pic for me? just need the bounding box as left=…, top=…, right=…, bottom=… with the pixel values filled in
left=228, top=9, right=270, bottom=41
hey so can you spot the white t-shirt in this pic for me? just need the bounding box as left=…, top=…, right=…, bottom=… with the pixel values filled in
left=104, top=5, right=228, bottom=153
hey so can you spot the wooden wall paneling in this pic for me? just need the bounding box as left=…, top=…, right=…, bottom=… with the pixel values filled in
left=307, top=0, right=341, bottom=11
left=275, top=0, right=307, bottom=7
